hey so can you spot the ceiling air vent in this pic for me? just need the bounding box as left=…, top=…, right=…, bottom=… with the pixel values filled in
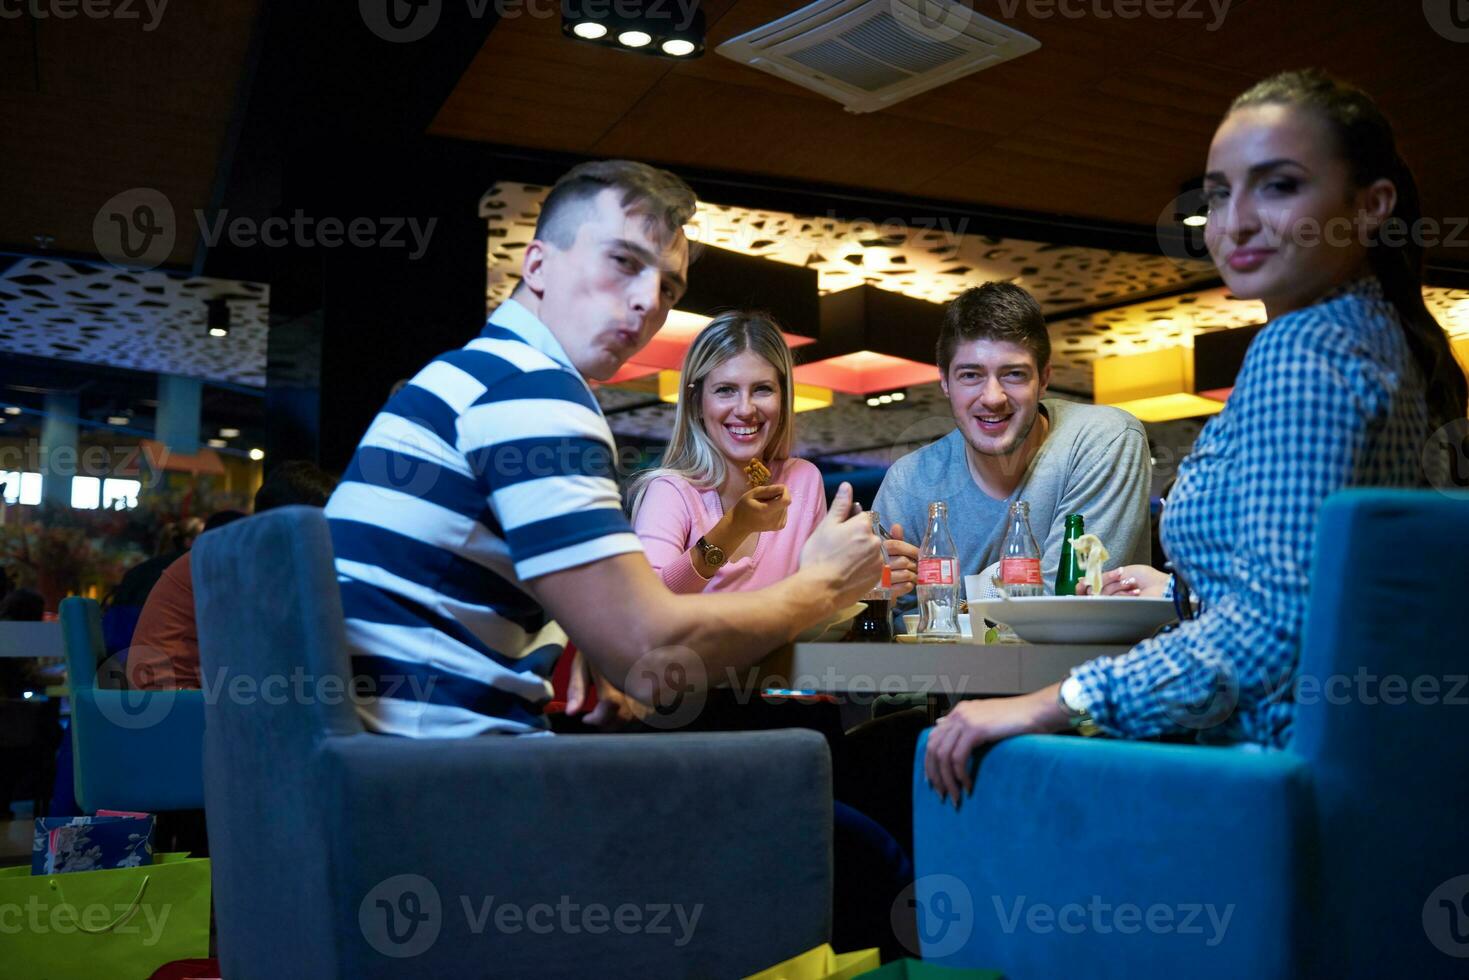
left=716, top=0, right=1039, bottom=114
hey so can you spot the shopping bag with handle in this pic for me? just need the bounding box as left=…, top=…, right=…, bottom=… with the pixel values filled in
left=0, top=852, right=211, bottom=980
left=741, top=943, right=881, bottom=980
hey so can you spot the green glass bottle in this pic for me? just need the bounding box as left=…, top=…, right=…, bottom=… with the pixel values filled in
left=1054, top=513, right=1086, bottom=596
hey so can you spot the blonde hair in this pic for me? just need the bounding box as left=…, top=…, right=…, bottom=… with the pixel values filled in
left=627, top=312, right=796, bottom=518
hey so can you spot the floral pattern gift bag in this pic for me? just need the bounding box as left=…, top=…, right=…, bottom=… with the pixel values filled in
left=32, top=810, right=155, bottom=875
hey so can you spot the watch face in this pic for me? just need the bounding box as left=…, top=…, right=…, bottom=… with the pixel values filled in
left=700, top=537, right=725, bottom=566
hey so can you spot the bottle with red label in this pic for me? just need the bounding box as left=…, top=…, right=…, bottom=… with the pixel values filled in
left=1000, top=500, right=1043, bottom=597
left=917, top=501, right=960, bottom=642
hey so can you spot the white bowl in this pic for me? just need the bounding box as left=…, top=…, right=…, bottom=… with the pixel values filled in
left=966, top=596, right=1178, bottom=645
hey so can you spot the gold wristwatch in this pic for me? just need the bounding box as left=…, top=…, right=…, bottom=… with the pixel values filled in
left=696, top=535, right=726, bottom=568
left=1059, top=675, right=1102, bottom=737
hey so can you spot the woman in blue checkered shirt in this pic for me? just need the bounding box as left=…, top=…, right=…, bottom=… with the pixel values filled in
left=925, top=70, right=1468, bottom=800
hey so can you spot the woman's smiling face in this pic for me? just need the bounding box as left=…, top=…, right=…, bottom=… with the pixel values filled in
left=1203, top=102, right=1391, bottom=318
left=699, top=350, right=782, bottom=465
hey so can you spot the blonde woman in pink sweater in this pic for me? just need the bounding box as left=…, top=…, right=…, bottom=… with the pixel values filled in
left=628, top=311, right=916, bottom=596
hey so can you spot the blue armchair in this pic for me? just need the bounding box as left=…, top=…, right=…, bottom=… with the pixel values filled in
left=58, top=596, right=205, bottom=813
left=911, top=489, right=1469, bottom=979
left=192, top=506, right=834, bottom=979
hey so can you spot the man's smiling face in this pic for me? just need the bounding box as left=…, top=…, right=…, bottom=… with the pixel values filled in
left=941, top=338, right=1050, bottom=458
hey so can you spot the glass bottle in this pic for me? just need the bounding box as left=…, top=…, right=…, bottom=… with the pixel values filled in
left=917, top=501, right=960, bottom=642
left=847, top=512, right=893, bottom=642
left=1000, top=501, right=1043, bottom=597
left=1053, top=513, right=1085, bottom=596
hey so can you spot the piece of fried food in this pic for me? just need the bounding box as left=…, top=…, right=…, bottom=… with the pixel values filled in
left=1072, top=533, right=1110, bottom=597
left=744, top=459, right=771, bottom=488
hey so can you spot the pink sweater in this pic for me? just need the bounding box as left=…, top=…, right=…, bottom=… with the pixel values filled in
left=633, top=458, right=828, bottom=594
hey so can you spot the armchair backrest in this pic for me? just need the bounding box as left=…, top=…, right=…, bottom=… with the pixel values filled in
left=59, top=596, right=206, bottom=813
left=59, top=596, right=104, bottom=692
left=1293, top=488, right=1469, bottom=975
left=192, top=505, right=358, bottom=978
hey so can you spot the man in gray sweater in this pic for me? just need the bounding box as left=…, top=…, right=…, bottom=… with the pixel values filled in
left=874, top=282, right=1151, bottom=606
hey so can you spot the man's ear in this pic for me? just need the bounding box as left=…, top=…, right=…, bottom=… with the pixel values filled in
left=939, top=371, right=950, bottom=399
left=521, top=239, right=550, bottom=297
left=1038, top=363, right=1052, bottom=398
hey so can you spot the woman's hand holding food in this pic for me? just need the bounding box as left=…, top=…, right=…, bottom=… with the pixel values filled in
left=730, top=483, right=791, bottom=535
left=1076, top=564, right=1171, bottom=597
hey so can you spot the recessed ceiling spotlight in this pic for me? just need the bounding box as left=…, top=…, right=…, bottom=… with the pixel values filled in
left=248, top=448, right=265, bottom=461
left=206, top=297, right=231, bottom=338
left=207, top=438, right=227, bottom=449
left=562, top=3, right=704, bottom=59
left=219, top=427, right=240, bottom=439
left=1182, top=214, right=1208, bottom=228
left=107, top=415, right=130, bottom=426
left=3, top=406, right=21, bottom=415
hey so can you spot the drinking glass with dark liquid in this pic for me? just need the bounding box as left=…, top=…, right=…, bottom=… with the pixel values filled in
left=847, top=512, right=894, bottom=642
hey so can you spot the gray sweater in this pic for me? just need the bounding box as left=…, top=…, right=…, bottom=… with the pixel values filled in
left=874, top=399, right=1152, bottom=605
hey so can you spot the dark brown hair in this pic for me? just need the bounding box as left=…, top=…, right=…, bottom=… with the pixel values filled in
left=1230, top=69, right=1467, bottom=425
left=936, top=282, right=1050, bottom=376
left=535, top=159, right=697, bottom=249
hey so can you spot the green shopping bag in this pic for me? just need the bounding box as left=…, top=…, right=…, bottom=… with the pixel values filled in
left=0, top=852, right=210, bottom=980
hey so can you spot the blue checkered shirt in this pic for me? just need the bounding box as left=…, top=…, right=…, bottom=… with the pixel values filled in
left=1070, top=277, right=1434, bottom=746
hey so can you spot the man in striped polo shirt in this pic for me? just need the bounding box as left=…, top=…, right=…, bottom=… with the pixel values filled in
left=325, top=160, right=882, bottom=737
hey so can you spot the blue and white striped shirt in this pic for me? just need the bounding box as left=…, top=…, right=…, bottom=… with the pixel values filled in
left=1070, top=277, right=1433, bottom=747
left=325, top=299, right=643, bottom=737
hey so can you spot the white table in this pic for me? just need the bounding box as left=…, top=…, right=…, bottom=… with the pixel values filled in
left=755, top=640, right=1130, bottom=697
left=0, top=621, right=65, bottom=659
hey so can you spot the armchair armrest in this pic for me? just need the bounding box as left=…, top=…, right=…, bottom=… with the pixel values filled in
left=319, top=728, right=833, bottom=980
left=911, top=733, right=1312, bottom=980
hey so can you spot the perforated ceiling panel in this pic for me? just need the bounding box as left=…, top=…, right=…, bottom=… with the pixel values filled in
left=0, top=256, right=269, bottom=386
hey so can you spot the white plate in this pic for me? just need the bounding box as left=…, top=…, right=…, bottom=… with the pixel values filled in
left=796, top=602, right=869, bottom=642
left=965, top=596, right=1178, bottom=645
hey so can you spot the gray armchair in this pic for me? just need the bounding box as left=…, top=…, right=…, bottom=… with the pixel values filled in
left=194, top=506, right=833, bottom=979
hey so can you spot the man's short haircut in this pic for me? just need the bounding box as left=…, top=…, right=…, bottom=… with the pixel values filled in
left=254, top=461, right=338, bottom=514
left=534, top=159, right=697, bottom=249
left=936, top=282, right=1051, bottom=376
